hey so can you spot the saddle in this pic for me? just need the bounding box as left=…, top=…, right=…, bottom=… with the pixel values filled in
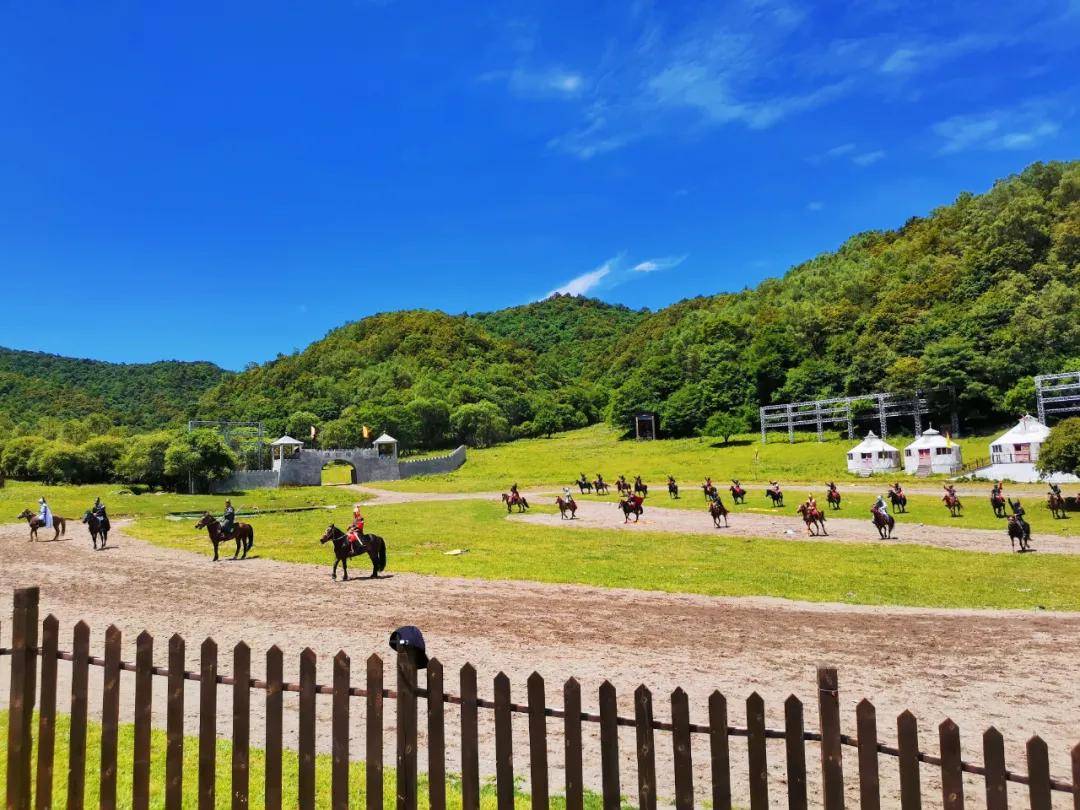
left=348, top=534, right=367, bottom=555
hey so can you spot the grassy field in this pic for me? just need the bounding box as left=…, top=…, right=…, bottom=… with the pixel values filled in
left=0, top=711, right=594, bottom=809
left=377, top=424, right=1002, bottom=493
left=128, top=499, right=1080, bottom=610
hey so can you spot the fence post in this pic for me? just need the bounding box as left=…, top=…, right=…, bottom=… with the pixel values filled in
left=67, top=621, right=90, bottom=810
left=396, top=649, right=418, bottom=810
left=333, top=651, right=351, bottom=810
left=818, top=667, right=845, bottom=810
left=133, top=631, right=154, bottom=810
left=299, top=648, right=317, bottom=810
left=426, top=659, right=446, bottom=810
left=265, top=645, right=283, bottom=810
left=856, top=699, right=880, bottom=810
left=100, top=625, right=122, bottom=810
left=709, top=692, right=732, bottom=810
left=527, top=672, right=550, bottom=810
left=784, top=695, right=807, bottom=810
left=35, top=614, right=59, bottom=810
left=635, top=686, right=657, bottom=810
left=939, top=719, right=964, bottom=810
left=673, top=688, right=695, bottom=810
left=1026, top=736, right=1051, bottom=810
left=166, top=634, right=186, bottom=810
left=897, top=711, right=921, bottom=810
left=367, top=654, right=385, bottom=810
left=6, top=586, right=39, bottom=810
left=563, top=678, right=584, bottom=810
left=599, top=681, right=621, bottom=810
left=199, top=638, right=218, bottom=810
left=232, top=642, right=251, bottom=810
left=982, top=727, right=1006, bottom=810
left=494, top=672, right=515, bottom=810
left=746, top=692, right=768, bottom=810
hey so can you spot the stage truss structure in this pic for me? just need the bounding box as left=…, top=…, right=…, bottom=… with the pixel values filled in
left=759, top=389, right=958, bottom=444
left=1035, top=371, right=1080, bottom=424
left=188, top=420, right=268, bottom=471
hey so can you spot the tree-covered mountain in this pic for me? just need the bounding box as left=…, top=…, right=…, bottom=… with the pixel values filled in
left=3, top=160, right=1077, bottom=453
left=603, top=160, right=1080, bottom=437
left=0, top=348, right=230, bottom=434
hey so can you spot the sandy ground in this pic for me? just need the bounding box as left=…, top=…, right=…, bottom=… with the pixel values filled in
left=351, top=484, right=1080, bottom=555
left=2, top=520, right=1078, bottom=808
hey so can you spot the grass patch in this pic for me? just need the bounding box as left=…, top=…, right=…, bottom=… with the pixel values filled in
left=378, top=424, right=1004, bottom=493
left=130, top=499, right=1080, bottom=610
left=0, top=711, right=606, bottom=809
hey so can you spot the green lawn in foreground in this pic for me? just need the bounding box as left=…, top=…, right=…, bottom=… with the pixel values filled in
left=572, top=489, right=1078, bottom=535
left=129, top=499, right=1080, bottom=610
left=0, top=711, right=596, bottom=809
left=376, top=424, right=1003, bottom=493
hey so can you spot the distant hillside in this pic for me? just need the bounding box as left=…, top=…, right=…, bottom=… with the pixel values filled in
left=603, top=160, right=1080, bottom=436
left=0, top=348, right=230, bottom=432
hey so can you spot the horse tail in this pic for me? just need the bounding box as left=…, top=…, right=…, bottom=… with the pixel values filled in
left=59, top=518, right=66, bottom=536
left=376, top=536, right=387, bottom=571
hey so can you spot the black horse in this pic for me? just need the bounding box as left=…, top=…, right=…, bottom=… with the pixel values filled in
left=887, top=486, right=907, bottom=514
left=1007, top=515, right=1032, bottom=552
left=634, top=476, right=649, bottom=498
left=765, top=484, right=784, bottom=508
left=319, top=524, right=388, bottom=580
left=826, top=483, right=841, bottom=510
left=667, top=476, right=679, bottom=499
left=82, top=510, right=109, bottom=550
left=576, top=475, right=593, bottom=494
left=989, top=488, right=1007, bottom=519
left=871, top=507, right=895, bottom=539
left=729, top=481, right=746, bottom=504
left=617, top=495, right=644, bottom=523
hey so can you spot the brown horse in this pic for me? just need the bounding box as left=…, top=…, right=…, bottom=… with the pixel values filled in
left=1007, top=515, right=1032, bottom=552
left=617, top=495, right=644, bottom=523
left=942, top=490, right=963, bottom=518
left=319, top=524, right=387, bottom=580
left=728, top=481, right=746, bottom=504
left=796, top=502, right=828, bottom=536
left=989, top=488, right=1007, bottom=518
left=593, top=478, right=609, bottom=495
left=195, top=512, right=254, bottom=561
left=615, top=476, right=632, bottom=497
left=871, top=507, right=895, bottom=539
left=1048, top=488, right=1067, bottom=519
left=826, top=483, right=841, bottom=510
left=501, top=492, right=529, bottom=513
left=709, top=498, right=729, bottom=528
left=556, top=496, right=577, bottom=519
left=17, top=509, right=67, bottom=542
left=667, top=476, right=679, bottom=499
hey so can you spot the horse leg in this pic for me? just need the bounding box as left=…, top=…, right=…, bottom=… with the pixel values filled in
left=332, top=557, right=339, bottom=580
left=212, top=539, right=220, bottom=562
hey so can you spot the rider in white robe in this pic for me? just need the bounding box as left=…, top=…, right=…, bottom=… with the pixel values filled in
left=38, top=498, right=53, bottom=529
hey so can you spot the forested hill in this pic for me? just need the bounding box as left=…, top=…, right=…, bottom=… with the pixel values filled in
left=0, top=348, right=229, bottom=433
left=603, top=159, right=1080, bottom=437
left=3, top=160, right=1077, bottom=449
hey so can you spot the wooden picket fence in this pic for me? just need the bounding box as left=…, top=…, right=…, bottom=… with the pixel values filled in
left=4, top=586, right=1079, bottom=810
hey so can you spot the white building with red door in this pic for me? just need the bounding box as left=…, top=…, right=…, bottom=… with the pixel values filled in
left=902, top=427, right=962, bottom=476
left=971, top=414, right=1079, bottom=483
left=846, top=431, right=900, bottom=476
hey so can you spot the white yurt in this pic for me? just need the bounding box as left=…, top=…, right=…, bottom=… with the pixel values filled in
left=846, top=431, right=900, bottom=475
left=903, top=427, right=962, bottom=475
left=989, top=414, right=1050, bottom=465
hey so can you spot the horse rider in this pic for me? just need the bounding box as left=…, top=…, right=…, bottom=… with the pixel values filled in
left=38, top=497, right=53, bottom=529
left=769, top=480, right=782, bottom=497
left=891, top=482, right=905, bottom=499
left=562, top=486, right=576, bottom=505
left=942, top=483, right=957, bottom=502
left=872, top=493, right=888, bottom=518
left=1049, top=482, right=1062, bottom=497
left=1010, top=498, right=1031, bottom=537
left=91, top=497, right=110, bottom=531
left=509, top=483, right=520, bottom=501
left=347, top=508, right=366, bottom=554
left=807, top=494, right=819, bottom=514
left=220, top=499, right=236, bottom=536
left=991, top=480, right=1003, bottom=500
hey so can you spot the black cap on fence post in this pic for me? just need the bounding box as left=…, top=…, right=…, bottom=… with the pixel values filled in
left=390, top=626, right=428, bottom=669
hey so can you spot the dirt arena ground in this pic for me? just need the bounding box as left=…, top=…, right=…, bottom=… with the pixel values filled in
left=2, top=519, right=1078, bottom=808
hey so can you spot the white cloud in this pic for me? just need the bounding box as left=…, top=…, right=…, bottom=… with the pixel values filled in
left=480, top=67, right=585, bottom=99
left=806, top=201, right=824, bottom=212
left=546, top=258, right=616, bottom=297
left=852, top=149, right=886, bottom=166
left=933, top=105, right=1061, bottom=154
left=826, top=142, right=856, bottom=157
left=632, top=254, right=688, bottom=273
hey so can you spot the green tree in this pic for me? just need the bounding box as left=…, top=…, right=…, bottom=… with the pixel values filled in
left=284, top=411, right=321, bottom=444
left=406, top=398, right=451, bottom=449
left=81, top=436, right=126, bottom=483
left=451, top=402, right=509, bottom=448
left=31, top=441, right=89, bottom=485
left=1037, top=418, right=1080, bottom=477
left=164, top=429, right=237, bottom=489
left=116, top=432, right=174, bottom=488
left=1002, top=377, right=1037, bottom=416
left=703, top=411, right=751, bottom=444
left=1, top=435, right=47, bottom=478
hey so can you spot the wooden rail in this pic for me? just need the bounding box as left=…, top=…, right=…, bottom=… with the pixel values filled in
left=4, top=587, right=1079, bottom=809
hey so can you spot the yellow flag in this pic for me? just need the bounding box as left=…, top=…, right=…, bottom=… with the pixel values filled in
left=362, top=425, right=371, bottom=440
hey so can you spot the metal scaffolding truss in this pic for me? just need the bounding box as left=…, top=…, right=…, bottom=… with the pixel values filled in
left=759, top=389, right=957, bottom=444
left=188, top=420, right=268, bottom=470
left=1035, top=371, right=1080, bottom=424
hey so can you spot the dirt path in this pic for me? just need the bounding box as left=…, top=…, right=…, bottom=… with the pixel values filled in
left=1, top=521, right=1077, bottom=807
left=352, top=484, right=1080, bottom=555
left=513, top=500, right=1080, bottom=554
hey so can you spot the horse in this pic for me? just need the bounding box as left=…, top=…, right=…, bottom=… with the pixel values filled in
left=826, top=483, right=841, bottom=510
left=556, top=496, right=577, bottom=519
left=576, top=475, right=593, bottom=495
left=989, top=489, right=1007, bottom=518
left=17, top=509, right=67, bottom=542
left=667, top=476, right=679, bottom=499
left=319, top=524, right=388, bottom=580
left=82, top=510, right=109, bottom=550
left=593, top=478, right=609, bottom=495
left=796, top=503, right=828, bottom=536
left=634, top=476, right=649, bottom=498
left=702, top=480, right=718, bottom=501
left=615, top=476, right=632, bottom=497
left=942, top=490, right=963, bottom=518
left=708, top=498, right=729, bottom=528
left=501, top=492, right=530, bottom=513
left=195, top=513, right=254, bottom=562
left=887, top=486, right=907, bottom=514
left=765, top=485, right=784, bottom=508
left=871, top=507, right=895, bottom=539
left=729, top=481, right=746, bottom=504
left=617, top=495, right=644, bottom=524
left=1007, top=515, right=1032, bottom=552
left=1048, top=488, right=1067, bottom=519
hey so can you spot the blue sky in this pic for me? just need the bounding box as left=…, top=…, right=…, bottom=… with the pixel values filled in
left=1, top=0, right=1077, bottom=369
